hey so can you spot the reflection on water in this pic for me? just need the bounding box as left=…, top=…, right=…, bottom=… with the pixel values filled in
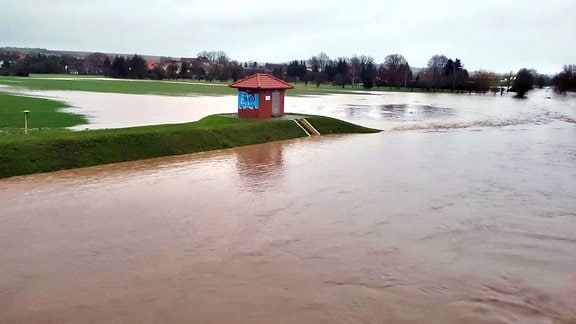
left=287, top=89, right=576, bottom=131
left=234, top=141, right=285, bottom=192
left=1, top=90, right=576, bottom=323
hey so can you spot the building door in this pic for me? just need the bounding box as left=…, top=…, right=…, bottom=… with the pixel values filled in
left=271, top=91, right=281, bottom=117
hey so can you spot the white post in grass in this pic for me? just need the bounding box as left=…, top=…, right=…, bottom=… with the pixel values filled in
left=23, top=110, right=30, bottom=135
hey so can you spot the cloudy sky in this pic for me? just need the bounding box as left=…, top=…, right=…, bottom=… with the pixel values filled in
left=1, top=0, right=574, bottom=74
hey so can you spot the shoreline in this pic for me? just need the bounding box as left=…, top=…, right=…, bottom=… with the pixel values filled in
left=0, top=114, right=379, bottom=178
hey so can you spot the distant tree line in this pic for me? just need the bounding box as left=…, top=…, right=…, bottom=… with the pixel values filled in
left=1, top=48, right=575, bottom=96
left=298, top=53, right=487, bottom=93
left=551, top=65, right=576, bottom=95
left=0, top=52, right=113, bottom=76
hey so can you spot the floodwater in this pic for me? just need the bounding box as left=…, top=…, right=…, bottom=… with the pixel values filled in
left=1, top=89, right=576, bottom=323
left=8, top=90, right=237, bottom=130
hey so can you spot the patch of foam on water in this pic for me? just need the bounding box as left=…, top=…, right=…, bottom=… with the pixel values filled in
left=559, top=116, right=576, bottom=124
left=379, top=104, right=456, bottom=121
left=390, top=111, right=575, bottom=131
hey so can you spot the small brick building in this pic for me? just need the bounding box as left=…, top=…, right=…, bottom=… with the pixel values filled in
left=229, top=73, right=294, bottom=119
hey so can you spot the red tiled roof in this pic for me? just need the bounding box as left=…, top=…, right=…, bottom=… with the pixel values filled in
left=229, top=73, right=294, bottom=90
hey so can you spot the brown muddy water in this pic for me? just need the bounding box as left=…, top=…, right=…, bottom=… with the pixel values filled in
left=1, top=89, right=576, bottom=323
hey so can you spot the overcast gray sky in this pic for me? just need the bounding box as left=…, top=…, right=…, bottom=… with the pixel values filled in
left=1, top=0, right=574, bottom=74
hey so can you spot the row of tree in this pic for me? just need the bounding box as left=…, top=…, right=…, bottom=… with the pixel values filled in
left=292, top=53, right=508, bottom=94
left=0, top=52, right=112, bottom=75
left=1, top=49, right=574, bottom=96
left=551, top=65, right=576, bottom=94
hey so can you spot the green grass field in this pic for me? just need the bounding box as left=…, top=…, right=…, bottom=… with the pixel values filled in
left=0, top=74, right=426, bottom=97
left=0, top=76, right=236, bottom=96
left=0, top=92, right=87, bottom=134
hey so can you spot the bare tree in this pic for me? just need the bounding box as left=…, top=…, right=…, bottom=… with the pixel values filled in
left=350, top=55, right=361, bottom=86
left=317, top=52, right=330, bottom=71
left=471, top=70, right=500, bottom=94
left=552, top=64, right=576, bottom=94
left=384, top=54, right=407, bottom=70
left=216, top=51, right=229, bottom=65
left=382, top=54, right=409, bottom=87
left=308, top=55, right=320, bottom=72
left=359, top=55, right=376, bottom=89
left=197, top=50, right=228, bottom=64
left=197, top=50, right=231, bottom=81
left=426, top=54, right=448, bottom=89
left=334, top=57, right=350, bottom=88
left=308, top=52, right=331, bottom=86
left=84, top=53, right=108, bottom=75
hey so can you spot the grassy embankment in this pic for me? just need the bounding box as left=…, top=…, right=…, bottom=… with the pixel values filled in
left=0, top=114, right=378, bottom=178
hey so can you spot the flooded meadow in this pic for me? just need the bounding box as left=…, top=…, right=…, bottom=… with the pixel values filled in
left=1, top=88, right=575, bottom=323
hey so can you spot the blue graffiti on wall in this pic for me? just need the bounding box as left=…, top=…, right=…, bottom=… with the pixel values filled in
left=238, top=91, right=259, bottom=109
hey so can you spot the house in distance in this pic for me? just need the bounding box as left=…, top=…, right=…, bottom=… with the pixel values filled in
left=229, top=73, right=294, bottom=119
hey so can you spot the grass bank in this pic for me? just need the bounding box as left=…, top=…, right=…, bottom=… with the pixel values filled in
left=0, top=114, right=379, bottom=178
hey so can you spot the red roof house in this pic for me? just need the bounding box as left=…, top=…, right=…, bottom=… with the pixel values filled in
left=229, top=73, right=293, bottom=119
